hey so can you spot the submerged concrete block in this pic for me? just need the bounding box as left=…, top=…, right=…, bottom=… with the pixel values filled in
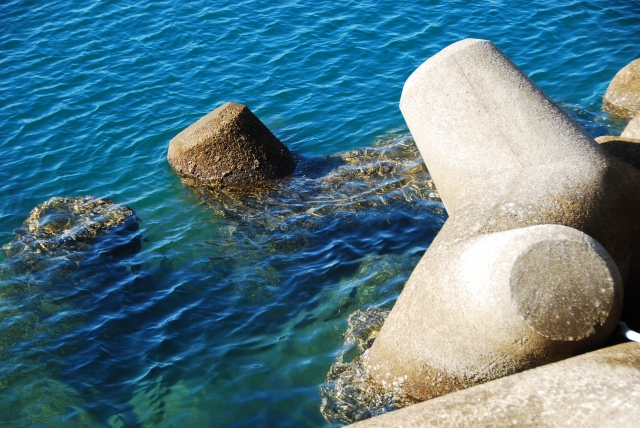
left=362, top=39, right=640, bottom=403
left=168, top=102, right=296, bottom=185
left=603, top=58, right=640, bottom=119
left=349, top=342, right=640, bottom=428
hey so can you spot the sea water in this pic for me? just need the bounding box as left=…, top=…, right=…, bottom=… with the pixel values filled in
left=0, top=0, right=638, bottom=426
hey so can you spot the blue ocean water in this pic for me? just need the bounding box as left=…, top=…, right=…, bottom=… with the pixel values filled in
left=0, top=0, right=639, bottom=426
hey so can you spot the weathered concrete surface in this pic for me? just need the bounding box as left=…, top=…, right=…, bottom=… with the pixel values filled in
left=349, top=342, right=640, bottom=428
left=167, top=102, right=296, bottom=185
left=362, top=39, right=640, bottom=403
left=622, top=115, right=640, bottom=139
left=603, top=58, right=640, bottom=119
left=596, top=135, right=640, bottom=171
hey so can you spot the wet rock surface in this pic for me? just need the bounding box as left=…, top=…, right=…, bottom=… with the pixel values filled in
left=319, top=308, right=418, bottom=425
left=3, top=196, right=140, bottom=263
left=167, top=102, right=296, bottom=185
left=185, top=132, right=441, bottom=241
left=603, top=58, right=640, bottom=119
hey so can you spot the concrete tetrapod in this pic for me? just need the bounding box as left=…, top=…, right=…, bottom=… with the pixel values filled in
left=350, top=342, right=640, bottom=428
left=622, top=115, right=640, bottom=139
left=362, top=39, right=640, bottom=403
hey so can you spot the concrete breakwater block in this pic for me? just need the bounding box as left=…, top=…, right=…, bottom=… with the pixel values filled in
left=362, top=39, right=640, bottom=403
left=595, top=135, right=640, bottom=171
left=348, top=342, right=640, bottom=427
left=167, top=102, right=296, bottom=185
left=603, top=58, right=640, bottom=119
left=622, top=115, right=640, bottom=139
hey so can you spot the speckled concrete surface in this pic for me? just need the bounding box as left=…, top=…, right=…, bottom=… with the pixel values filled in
left=363, top=39, right=640, bottom=402
left=349, top=342, right=640, bottom=428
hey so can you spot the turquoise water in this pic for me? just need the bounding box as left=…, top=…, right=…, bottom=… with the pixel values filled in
left=1, top=0, right=639, bottom=426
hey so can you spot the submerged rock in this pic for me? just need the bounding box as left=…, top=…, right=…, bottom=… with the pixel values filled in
left=319, top=308, right=418, bottom=425
left=167, top=102, right=296, bottom=185
left=0, top=196, right=142, bottom=426
left=188, top=133, right=440, bottom=233
left=3, top=196, right=141, bottom=272
left=108, top=376, right=208, bottom=428
left=603, top=58, right=640, bottom=119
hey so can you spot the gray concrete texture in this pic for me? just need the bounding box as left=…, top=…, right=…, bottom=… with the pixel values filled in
left=167, top=102, right=296, bottom=185
left=603, top=58, right=640, bottom=119
left=363, top=39, right=640, bottom=402
left=349, top=342, right=640, bottom=428
left=622, top=115, right=640, bottom=139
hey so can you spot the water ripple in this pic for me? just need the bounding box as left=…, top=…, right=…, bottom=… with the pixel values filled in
left=1, top=0, right=639, bottom=426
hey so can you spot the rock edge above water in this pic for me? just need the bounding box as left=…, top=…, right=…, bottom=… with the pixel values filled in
left=167, top=102, right=296, bottom=185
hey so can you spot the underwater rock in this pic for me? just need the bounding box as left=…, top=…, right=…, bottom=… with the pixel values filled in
left=108, top=376, right=208, bottom=428
left=596, top=135, right=640, bottom=170
left=622, top=115, right=640, bottom=139
left=167, top=102, right=296, bottom=185
left=319, top=308, right=418, bottom=425
left=0, top=196, right=142, bottom=427
left=603, top=58, right=640, bottom=119
left=364, top=38, right=640, bottom=404
left=186, top=133, right=441, bottom=245
left=0, top=377, right=98, bottom=427
left=2, top=196, right=141, bottom=271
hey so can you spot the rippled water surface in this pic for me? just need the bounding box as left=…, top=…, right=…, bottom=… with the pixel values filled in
left=1, top=0, right=639, bottom=426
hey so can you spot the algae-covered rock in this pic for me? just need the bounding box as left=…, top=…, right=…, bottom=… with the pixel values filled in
left=189, top=133, right=440, bottom=234
left=168, top=102, right=296, bottom=185
left=603, top=58, right=640, bottom=119
left=108, top=377, right=209, bottom=428
left=0, top=197, right=142, bottom=426
left=0, top=377, right=98, bottom=427
left=3, top=195, right=141, bottom=271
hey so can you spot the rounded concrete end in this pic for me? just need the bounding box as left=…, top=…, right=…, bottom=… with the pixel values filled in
left=510, top=234, right=621, bottom=341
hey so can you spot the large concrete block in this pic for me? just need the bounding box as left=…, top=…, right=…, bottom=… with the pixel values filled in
left=595, top=135, right=640, bottom=171
left=603, top=58, right=640, bottom=119
left=362, top=39, right=640, bottom=403
left=349, top=342, right=640, bottom=428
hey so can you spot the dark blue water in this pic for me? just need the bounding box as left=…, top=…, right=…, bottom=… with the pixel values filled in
left=1, top=0, right=639, bottom=426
